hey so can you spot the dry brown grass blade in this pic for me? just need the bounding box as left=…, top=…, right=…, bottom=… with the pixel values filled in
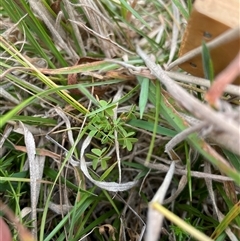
left=101, top=59, right=240, bottom=96
left=135, top=157, right=234, bottom=182
left=166, top=71, right=240, bottom=96
left=167, top=2, right=180, bottom=65
left=80, top=136, right=138, bottom=192
left=14, top=145, right=61, bottom=159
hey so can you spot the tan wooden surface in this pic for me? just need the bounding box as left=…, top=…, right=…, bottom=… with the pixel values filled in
left=178, top=0, right=240, bottom=84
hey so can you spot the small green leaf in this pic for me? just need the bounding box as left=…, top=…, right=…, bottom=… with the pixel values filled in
left=118, top=125, right=128, bottom=136
left=103, top=124, right=112, bottom=132
left=99, top=100, right=108, bottom=107
left=101, top=136, right=111, bottom=144
left=126, top=137, right=138, bottom=143
left=103, top=156, right=111, bottom=162
left=89, top=129, right=98, bottom=137
left=119, top=0, right=150, bottom=28
left=105, top=108, right=114, bottom=117
left=125, top=131, right=135, bottom=137
left=92, top=159, right=99, bottom=170
left=91, top=148, right=102, bottom=156
left=102, top=147, right=107, bottom=153
left=85, top=154, right=98, bottom=160
left=101, top=159, right=107, bottom=170
left=125, top=139, right=133, bottom=151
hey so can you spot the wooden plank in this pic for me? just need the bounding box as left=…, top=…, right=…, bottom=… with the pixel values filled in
left=178, top=0, right=240, bottom=84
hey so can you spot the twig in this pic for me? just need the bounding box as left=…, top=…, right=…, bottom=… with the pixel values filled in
left=181, top=113, right=240, bottom=155
left=102, top=59, right=240, bottom=96
left=166, top=71, right=240, bottom=97
left=165, top=122, right=208, bottom=154
left=134, top=157, right=234, bottom=182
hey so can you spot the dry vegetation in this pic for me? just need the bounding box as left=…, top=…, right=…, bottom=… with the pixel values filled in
left=0, top=0, right=239, bottom=241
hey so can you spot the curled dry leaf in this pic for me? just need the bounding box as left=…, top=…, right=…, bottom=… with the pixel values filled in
left=99, top=224, right=117, bottom=241
left=80, top=135, right=138, bottom=192
left=50, top=0, right=61, bottom=15
left=19, top=122, right=40, bottom=239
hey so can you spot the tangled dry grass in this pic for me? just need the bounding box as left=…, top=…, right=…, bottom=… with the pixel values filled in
left=0, top=1, right=239, bottom=241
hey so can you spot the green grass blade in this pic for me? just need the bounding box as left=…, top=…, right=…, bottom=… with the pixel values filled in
left=146, top=81, right=161, bottom=164
left=127, top=119, right=176, bottom=137
left=119, top=0, right=150, bottom=29
left=137, top=76, right=149, bottom=119
left=222, top=149, right=240, bottom=172
left=0, top=84, right=88, bottom=128
left=211, top=201, right=240, bottom=240
left=185, top=143, right=192, bottom=201
left=0, top=38, right=88, bottom=114
left=1, top=0, right=66, bottom=68
left=202, top=41, right=214, bottom=82
left=187, top=0, right=193, bottom=13
left=172, top=0, right=189, bottom=19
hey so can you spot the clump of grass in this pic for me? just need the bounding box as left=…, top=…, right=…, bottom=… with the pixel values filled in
left=1, top=1, right=239, bottom=241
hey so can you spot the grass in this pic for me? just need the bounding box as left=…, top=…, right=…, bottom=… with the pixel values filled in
left=0, top=0, right=240, bottom=241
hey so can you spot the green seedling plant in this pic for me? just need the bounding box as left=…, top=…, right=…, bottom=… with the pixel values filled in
left=86, top=147, right=111, bottom=170
left=116, top=124, right=137, bottom=151
left=86, top=99, right=138, bottom=169
left=88, top=100, right=116, bottom=145
left=171, top=225, right=190, bottom=241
